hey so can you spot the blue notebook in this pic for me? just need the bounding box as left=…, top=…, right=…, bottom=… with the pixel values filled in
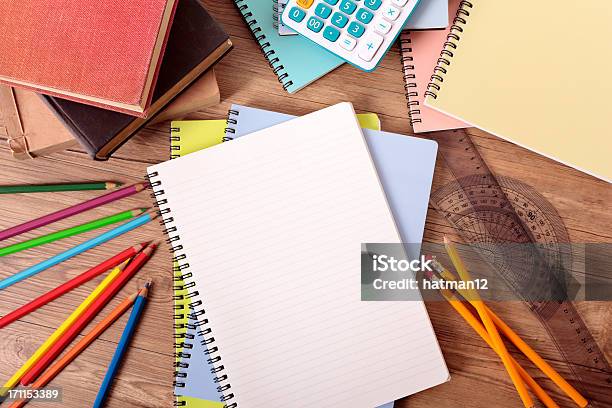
left=175, top=104, right=438, bottom=407
left=404, top=0, right=448, bottom=30
left=234, top=0, right=343, bottom=93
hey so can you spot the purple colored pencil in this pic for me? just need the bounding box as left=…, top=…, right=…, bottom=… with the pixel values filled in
left=0, top=182, right=147, bottom=242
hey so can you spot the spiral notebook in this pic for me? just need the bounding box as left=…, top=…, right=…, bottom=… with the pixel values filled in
left=171, top=113, right=383, bottom=408
left=234, top=0, right=342, bottom=93
left=172, top=106, right=439, bottom=407
left=399, top=0, right=468, bottom=133
left=150, top=102, right=448, bottom=407
left=424, top=0, right=612, bottom=182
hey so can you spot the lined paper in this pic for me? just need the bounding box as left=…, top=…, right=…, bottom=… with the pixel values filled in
left=149, top=103, right=448, bottom=407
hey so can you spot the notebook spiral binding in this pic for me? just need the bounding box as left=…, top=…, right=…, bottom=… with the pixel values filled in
left=425, top=0, right=473, bottom=99
left=223, top=109, right=239, bottom=142
left=148, top=171, right=237, bottom=408
left=234, top=0, right=294, bottom=91
left=399, top=34, right=421, bottom=126
left=272, top=0, right=280, bottom=29
left=170, top=126, right=181, bottom=159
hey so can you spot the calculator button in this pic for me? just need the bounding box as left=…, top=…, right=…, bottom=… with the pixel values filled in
left=288, top=6, right=307, bottom=23
left=339, top=0, right=357, bottom=15
left=339, top=34, right=357, bottom=51
left=331, top=12, right=349, bottom=28
left=323, top=26, right=341, bottom=42
left=358, top=31, right=383, bottom=61
left=364, top=0, right=382, bottom=11
left=306, top=16, right=324, bottom=33
left=383, top=4, right=400, bottom=21
left=297, top=0, right=315, bottom=9
left=356, top=8, right=374, bottom=24
left=373, top=16, right=391, bottom=34
left=347, top=21, right=365, bottom=37
left=323, top=0, right=339, bottom=4
left=391, top=0, right=409, bottom=5
left=315, top=3, right=332, bottom=19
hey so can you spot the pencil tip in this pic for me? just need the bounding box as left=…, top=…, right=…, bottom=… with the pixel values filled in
left=106, top=181, right=122, bottom=189
left=143, top=241, right=159, bottom=254
left=443, top=236, right=450, bottom=244
left=131, top=208, right=147, bottom=216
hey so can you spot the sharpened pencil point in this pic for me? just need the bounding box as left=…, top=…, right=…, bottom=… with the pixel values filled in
left=142, top=242, right=158, bottom=255
left=105, top=182, right=122, bottom=189
left=131, top=208, right=149, bottom=216
left=119, top=258, right=132, bottom=269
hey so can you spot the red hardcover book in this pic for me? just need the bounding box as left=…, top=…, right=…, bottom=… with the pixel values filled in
left=0, top=0, right=178, bottom=117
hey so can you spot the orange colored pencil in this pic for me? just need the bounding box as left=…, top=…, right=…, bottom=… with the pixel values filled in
left=430, top=258, right=588, bottom=408
left=7, top=291, right=140, bottom=408
left=428, top=272, right=559, bottom=408
left=444, top=237, right=534, bottom=408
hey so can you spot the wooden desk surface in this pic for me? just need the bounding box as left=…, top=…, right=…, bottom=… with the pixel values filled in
left=1, top=1, right=610, bottom=407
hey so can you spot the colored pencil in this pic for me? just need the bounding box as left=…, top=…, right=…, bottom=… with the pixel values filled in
left=93, top=281, right=151, bottom=408
left=7, top=291, right=140, bottom=408
left=0, top=243, right=147, bottom=329
left=0, top=209, right=147, bottom=257
left=0, top=210, right=158, bottom=290
left=0, top=182, right=121, bottom=194
left=444, top=237, right=534, bottom=408
left=430, top=259, right=588, bottom=408
left=21, top=243, right=158, bottom=385
left=425, top=272, right=559, bottom=408
left=0, top=261, right=129, bottom=397
left=0, top=181, right=147, bottom=242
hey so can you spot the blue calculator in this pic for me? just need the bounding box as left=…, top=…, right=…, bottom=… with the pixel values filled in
left=281, top=0, right=421, bottom=71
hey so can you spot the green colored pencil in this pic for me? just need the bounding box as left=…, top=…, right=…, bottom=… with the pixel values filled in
left=0, top=182, right=122, bottom=194
left=0, top=208, right=147, bottom=257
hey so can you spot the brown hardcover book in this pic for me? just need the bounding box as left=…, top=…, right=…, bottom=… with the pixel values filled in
left=45, top=0, right=232, bottom=160
left=0, top=87, right=76, bottom=160
left=151, top=69, right=220, bottom=125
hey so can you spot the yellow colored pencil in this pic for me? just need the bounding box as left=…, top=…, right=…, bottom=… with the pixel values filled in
left=433, top=282, right=559, bottom=408
left=0, top=260, right=129, bottom=396
left=444, top=237, right=534, bottom=408
left=431, top=259, right=588, bottom=408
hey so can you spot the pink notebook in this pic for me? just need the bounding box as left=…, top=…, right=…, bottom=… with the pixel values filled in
left=400, top=0, right=468, bottom=133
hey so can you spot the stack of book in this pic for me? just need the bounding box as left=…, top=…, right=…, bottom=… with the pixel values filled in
left=0, top=0, right=232, bottom=160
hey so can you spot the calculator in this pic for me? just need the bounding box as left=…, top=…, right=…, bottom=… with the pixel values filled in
left=281, top=0, right=421, bottom=72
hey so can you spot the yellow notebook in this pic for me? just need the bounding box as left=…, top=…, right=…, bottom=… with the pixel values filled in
left=424, top=1, right=612, bottom=183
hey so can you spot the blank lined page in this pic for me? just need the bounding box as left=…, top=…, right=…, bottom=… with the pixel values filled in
left=148, top=103, right=448, bottom=407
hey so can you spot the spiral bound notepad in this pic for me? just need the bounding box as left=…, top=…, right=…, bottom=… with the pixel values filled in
left=233, top=0, right=342, bottom=93
left=149, top=102, right=448, bottom=407
left=399, top=0, right=468, bottom=133
left=424, top=0, right=612, bottom=182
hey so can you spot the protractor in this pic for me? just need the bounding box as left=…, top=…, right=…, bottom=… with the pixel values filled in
left=429, top=129, right=612, bottom=406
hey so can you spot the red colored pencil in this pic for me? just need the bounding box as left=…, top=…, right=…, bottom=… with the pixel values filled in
left=0, top=242, right=148, bottom=329
left=0, top=182, right=148, bottom=242
left=20, top=242, right=158, bottom=385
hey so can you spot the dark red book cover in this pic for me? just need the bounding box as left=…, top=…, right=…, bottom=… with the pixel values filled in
left=0, top=0, right=177, bottom=116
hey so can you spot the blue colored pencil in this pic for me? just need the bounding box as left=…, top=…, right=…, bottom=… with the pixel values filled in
left=93, top=281, right=151, bottom=408
left=0, top=210, right=157, bottom=290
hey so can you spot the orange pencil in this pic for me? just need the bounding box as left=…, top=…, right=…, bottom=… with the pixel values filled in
left=7, top=290, right=140, bottom=408
left=444, top=237, right=534, bottom=408
left=427, top=272, right=559, bottom=408
left=430, top=258, right=588, bottom=408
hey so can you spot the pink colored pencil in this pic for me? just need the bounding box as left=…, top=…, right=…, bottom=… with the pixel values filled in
left=0, top=182, right=147, bottom=242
